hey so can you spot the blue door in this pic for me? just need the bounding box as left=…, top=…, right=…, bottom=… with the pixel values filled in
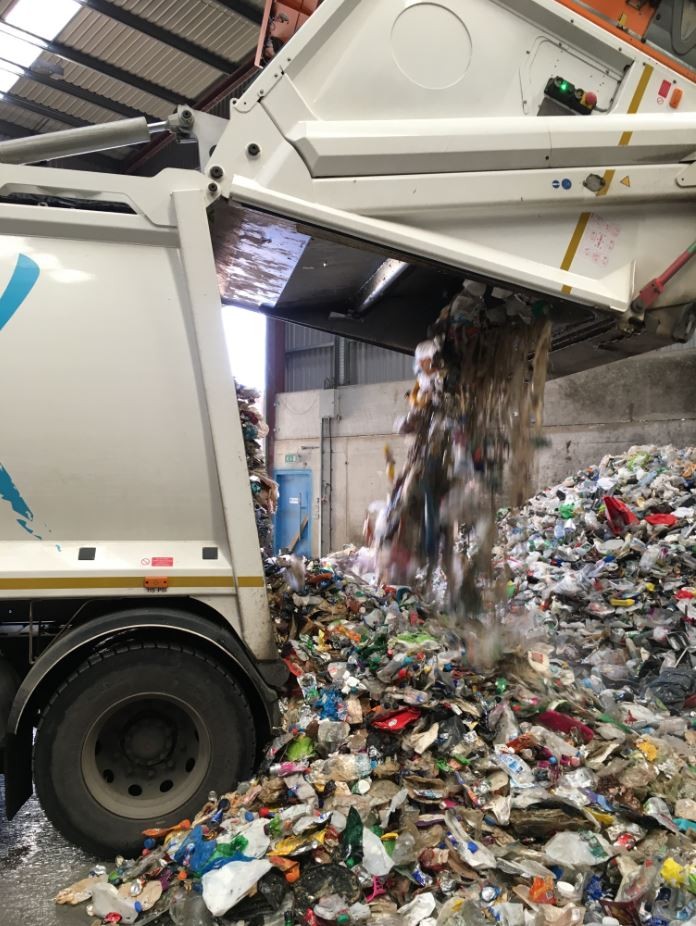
left=275, top=470, right=312, bottom=558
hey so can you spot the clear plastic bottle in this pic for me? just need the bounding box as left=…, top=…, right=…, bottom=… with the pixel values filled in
left=90, top=883, right=142, bottom=925
left=376, top=653, right=408, bottom=682
left=323, top=753, right=372, bottom=781
left=169, top=887, right=213, bottom=926
left=317, top=720, right=351, bottom=755
left=390, top=831, right=417, bottom=866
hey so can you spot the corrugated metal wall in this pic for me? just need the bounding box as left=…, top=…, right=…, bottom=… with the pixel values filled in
left=350, top=341, right=414, bottom=385
left=283, top=322, right=414, bottom=392
left=285, top=324, right=335, bottom=392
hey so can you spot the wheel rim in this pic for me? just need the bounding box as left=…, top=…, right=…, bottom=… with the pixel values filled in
left=81, top=693, right=212, bottom=819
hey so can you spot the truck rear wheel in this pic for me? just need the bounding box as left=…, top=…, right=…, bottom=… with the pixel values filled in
left=34, top=641, right=256, bottom=857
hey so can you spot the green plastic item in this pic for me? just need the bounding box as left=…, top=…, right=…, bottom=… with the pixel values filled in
left=559, top=502, right=576, bottom=519
left=341, top=806, right=364, bottom=865
left=597, top=712, right=633, bottom=733
left=396, top=631, right=437, bottom=646
left=207, top=833, right=248, bottom=866
left=287, top=734, right=315, bottom=761
left=452, top=754, right=472, bottom=766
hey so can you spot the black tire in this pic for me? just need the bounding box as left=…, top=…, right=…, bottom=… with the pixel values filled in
left=34, top=641, right=256, bottom=857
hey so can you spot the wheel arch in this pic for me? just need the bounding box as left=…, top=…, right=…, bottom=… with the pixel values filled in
left=4, top=604, right=280, bottom=819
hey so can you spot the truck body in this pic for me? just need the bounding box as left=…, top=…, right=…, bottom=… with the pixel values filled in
left=2, top=0, right=696, bottom=852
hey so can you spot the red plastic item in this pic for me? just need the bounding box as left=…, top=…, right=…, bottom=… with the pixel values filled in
left=536, top=709, right=595, bottom=743
left=372, top=707, right=421, bottom=731
left=677, top=589, right=696, bottom=599
left=282, top=657, right=305, bottom=677
left=529, top=875, right=556, bottom=905
left=506, top=733, right=538, bottom=753
left=306, top=571, right=333, bottom=586
left=645, top=513, right=678, bottom=527
left=603, top=496, right=638, bottom=535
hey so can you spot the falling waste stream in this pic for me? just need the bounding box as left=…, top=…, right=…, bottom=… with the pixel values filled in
left=49, top=286, right=696, bottom=925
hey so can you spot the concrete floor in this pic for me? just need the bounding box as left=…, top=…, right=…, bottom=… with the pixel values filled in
left=0, top=775, right=101, bottom=926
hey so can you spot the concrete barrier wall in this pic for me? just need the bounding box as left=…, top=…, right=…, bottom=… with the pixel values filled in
left=273, top=350, right=696, bottom=554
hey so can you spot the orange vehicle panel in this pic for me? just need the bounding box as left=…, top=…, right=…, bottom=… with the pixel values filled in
left=573, top=0, right=657, bottom=37
left=554, top=0, right=696, bottom=82
left=256, top=0, right=321, bottom=67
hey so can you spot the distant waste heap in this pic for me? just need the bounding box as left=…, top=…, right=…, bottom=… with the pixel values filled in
left=236, top=383, right=278, bottom=558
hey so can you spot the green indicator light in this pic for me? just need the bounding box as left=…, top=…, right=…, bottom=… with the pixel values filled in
left=560, top=81, right=569, bottom=92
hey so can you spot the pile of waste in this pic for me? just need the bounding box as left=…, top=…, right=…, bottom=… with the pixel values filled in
left=236, top=383, right=278, bottom=558
left=498, top=443, right=696, bottom=711
left=55, top=446, right=696, bottom=926
left=376, top=283, right=551, bottom=617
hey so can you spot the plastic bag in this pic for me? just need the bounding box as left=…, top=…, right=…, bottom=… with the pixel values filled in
left=201, top=858, right=272, bottom=917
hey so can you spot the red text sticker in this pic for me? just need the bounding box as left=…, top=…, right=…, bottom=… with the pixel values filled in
left=151, top=556, right=174, bottom=568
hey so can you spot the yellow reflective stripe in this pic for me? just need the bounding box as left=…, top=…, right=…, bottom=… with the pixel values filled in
left=0, top=575, right=265, bottom=591
left=559, top=64, right=653, bottom=292
left=560, top=211, right=591, bottom=294
left=625, top=63, right=654, bottom=117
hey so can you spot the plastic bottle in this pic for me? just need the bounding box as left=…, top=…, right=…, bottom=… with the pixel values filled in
left=390, top=831, right=417, bottom=866
left=324, top=753, right=372, bottom=781
left=169, top=887, right=213, bottom=926
left=376, top=653, right=408, bottom=682
left=616, top=859, right=659, bottom=902
left=317, top=720, right=351, bottom=755
left=90, top=882, right=142, bottom=925
left=361, top=827, right=394, bottom=876
left=313, top=894, right=350, bottom=922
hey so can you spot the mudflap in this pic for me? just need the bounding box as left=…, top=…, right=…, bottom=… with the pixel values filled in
left=4, top=727, right=32, bottom=818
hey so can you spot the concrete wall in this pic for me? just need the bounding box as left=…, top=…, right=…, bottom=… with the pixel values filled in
left=273, top=349, right=696, bottom=554
left=274, top=382, right=412, bottom=555
left=539, top=347, right=696, bottom=488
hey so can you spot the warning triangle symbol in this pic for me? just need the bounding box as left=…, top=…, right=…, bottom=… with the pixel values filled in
left=620, top=176, right=631, bottom=187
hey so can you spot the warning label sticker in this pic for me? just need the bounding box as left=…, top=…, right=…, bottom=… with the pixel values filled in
left=151, top=556, right=174, bottom=568
left=580, top=214, right=621, bottom=268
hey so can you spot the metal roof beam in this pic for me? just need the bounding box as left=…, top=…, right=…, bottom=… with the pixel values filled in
left=214, top=0, right=264, bottom=25
left=0, top=118, right=38, bottom=140
left=1, top=58, right=160, bottom=122
left=2, top=91, right=89, bottom=128
left=0, top=21, right=181, bottom=103
left=82, top=0, right=239, bottom=74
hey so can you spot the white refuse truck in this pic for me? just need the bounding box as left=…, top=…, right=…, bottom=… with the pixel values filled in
left=2, top=0, right=696, bottom=853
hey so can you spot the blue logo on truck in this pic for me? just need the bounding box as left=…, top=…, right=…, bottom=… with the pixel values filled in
left=0, top=253, right=41, bottom=536
left=0, top=253, right=40, bottom=331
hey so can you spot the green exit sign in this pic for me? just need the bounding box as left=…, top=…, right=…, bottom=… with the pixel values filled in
left=285, top=453, right=300, bottom=464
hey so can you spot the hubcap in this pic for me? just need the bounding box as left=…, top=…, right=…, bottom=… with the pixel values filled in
left=81, top=694, right=211, bottom=819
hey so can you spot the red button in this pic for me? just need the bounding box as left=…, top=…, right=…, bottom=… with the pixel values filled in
left=658, top=79, right=671, bottom=98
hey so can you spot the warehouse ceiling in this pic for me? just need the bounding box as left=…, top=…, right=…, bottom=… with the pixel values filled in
left=0, top=0, right=265, bottom=172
